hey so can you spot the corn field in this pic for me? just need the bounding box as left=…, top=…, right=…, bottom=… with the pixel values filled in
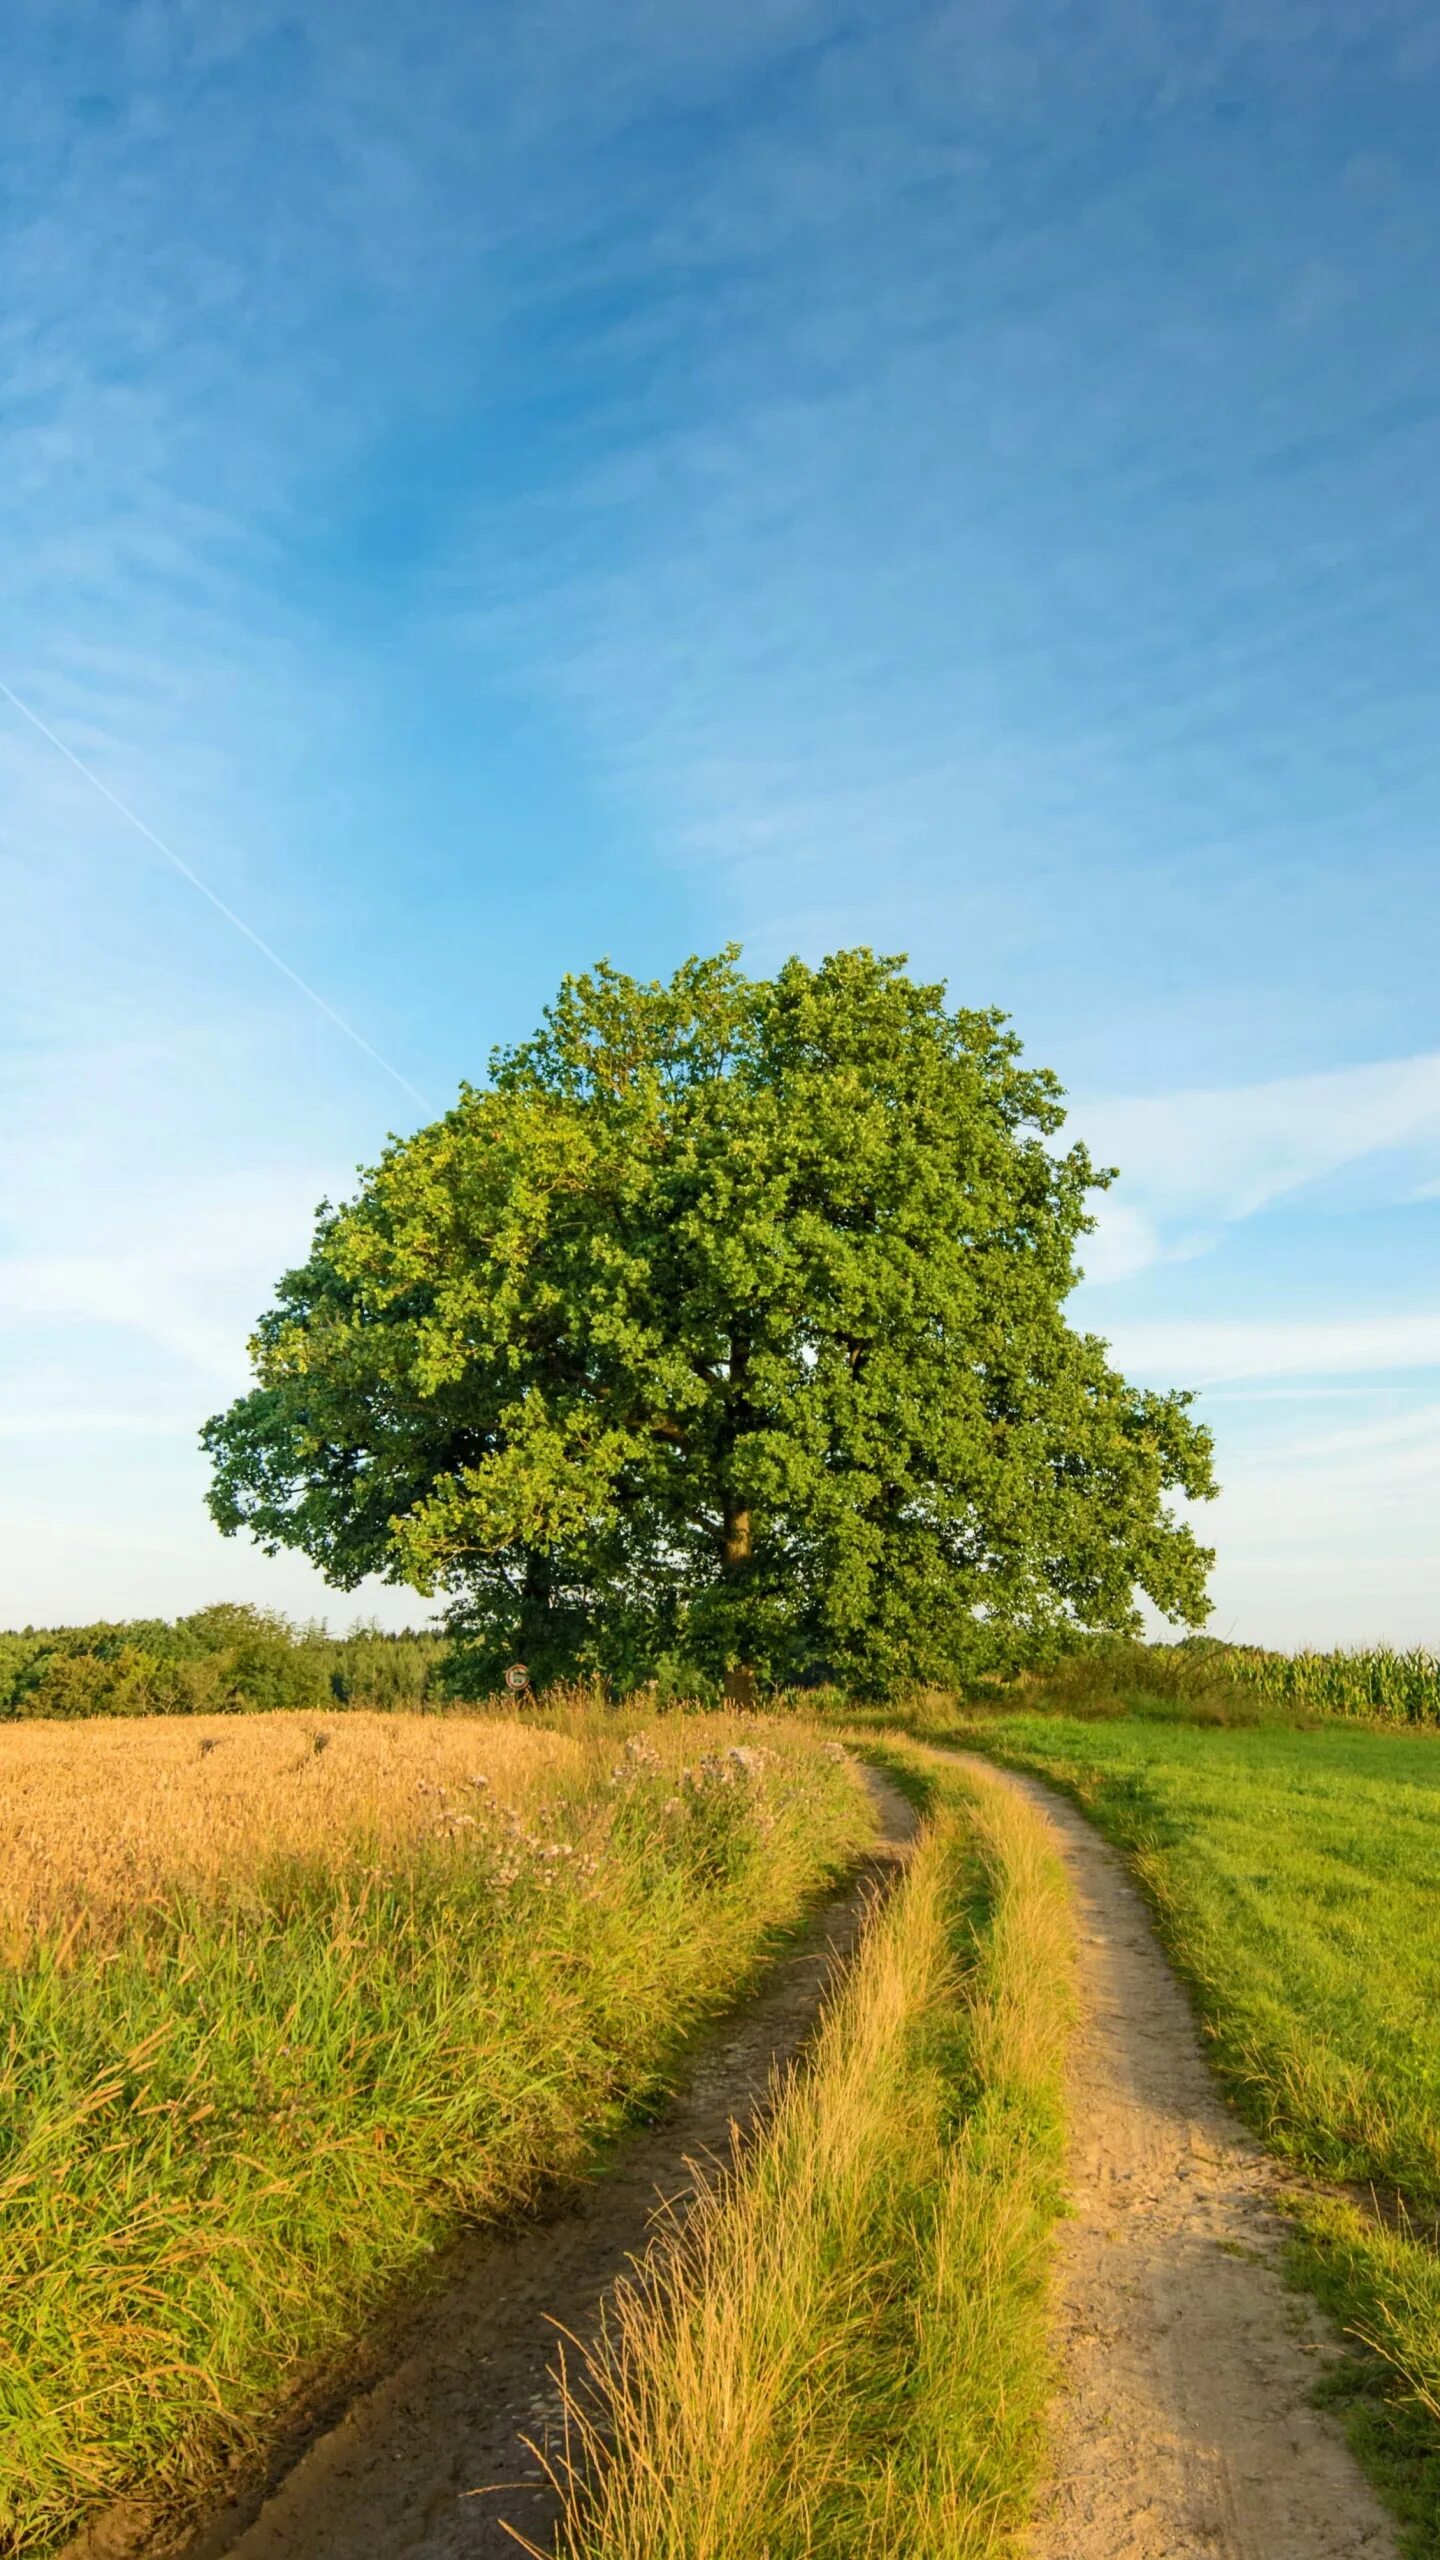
left=1023, top=1637, right=1440, bottom=1727
left=1218, top=1644, right=1440, bottom=1725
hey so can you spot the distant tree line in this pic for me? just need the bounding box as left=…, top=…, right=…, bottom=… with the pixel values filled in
left=0, top=1605, right=449, bottom=1721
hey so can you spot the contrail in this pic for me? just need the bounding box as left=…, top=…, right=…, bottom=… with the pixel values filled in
left=0, top=673, right=430, bottom=1112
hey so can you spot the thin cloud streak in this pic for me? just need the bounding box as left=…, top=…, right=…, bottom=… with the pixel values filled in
left=0, top=676, right=430, bottom=1111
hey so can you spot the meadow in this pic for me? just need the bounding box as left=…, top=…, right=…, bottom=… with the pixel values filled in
left=11, top=1637, right=1440, bottom=2559
left=0, top=1707, right=870, bottom=2556
left=944, top=1705, right=1440, bottom=2546
left=542, top=1743, right=1075, bottom=2560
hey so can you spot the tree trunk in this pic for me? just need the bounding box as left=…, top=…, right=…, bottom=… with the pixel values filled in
left=517, top=1546, right=552, bottom=1675
left=722, top=1501, right=752, bottom=1577
left=721, top=1499, right=756, bottom=1705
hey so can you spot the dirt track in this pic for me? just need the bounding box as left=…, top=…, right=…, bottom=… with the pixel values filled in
left=152, top=1770, right=918, bottom=2560
left=81, top=1754, right=1400, bottom=2560
left=959, top=1758, right=1397, bottom=2560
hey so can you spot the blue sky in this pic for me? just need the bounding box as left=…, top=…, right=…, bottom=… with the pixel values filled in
left=3, top=0, right=1439, bottom=1643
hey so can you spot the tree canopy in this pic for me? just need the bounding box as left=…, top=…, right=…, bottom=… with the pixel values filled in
left=203, top=948, right=1216, bottom=1696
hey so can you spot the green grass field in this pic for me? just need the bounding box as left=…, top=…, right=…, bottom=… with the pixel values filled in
left=946, top=1708, right=1440, bottom=2547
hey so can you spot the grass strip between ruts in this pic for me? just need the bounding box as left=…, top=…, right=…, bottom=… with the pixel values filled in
left=535, top=1741, right=1076, bottom=2560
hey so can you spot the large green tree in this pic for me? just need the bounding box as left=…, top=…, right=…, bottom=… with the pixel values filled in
left=204, top=949, right=1216, bottom=1696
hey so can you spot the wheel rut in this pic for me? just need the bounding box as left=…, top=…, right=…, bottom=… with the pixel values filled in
left=951, top=1755, right=1397, bottom=2560
left=151, top=1770, right=918, bottom=2560
left=74, top=1755, right=1398, bottom=2560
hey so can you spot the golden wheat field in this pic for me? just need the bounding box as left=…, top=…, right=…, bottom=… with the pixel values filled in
left=3, top=1706, right=871, bottom=2556
left=0, top=1708, right=587, bottom=1947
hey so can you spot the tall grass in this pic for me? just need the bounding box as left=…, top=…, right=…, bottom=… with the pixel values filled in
left=536, top=1747, right=1075, bottom=2560
left=0, top=1711, right=870, bottom=2557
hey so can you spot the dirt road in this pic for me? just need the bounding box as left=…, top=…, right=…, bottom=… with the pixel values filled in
left=957, top=1757, right=1397, bottom=2560
left=83, top=1754, right=1399, bottom=2560
left=152, top=1770, right=918, bottom=2560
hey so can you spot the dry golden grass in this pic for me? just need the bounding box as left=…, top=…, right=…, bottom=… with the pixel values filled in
left=543, top=1745, right=1075, bottom=2560
left=3, top=1711, right=871, bottom=2556
left=0, top=1709, right=586, bottom=1948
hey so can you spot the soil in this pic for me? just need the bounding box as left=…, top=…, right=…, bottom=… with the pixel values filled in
left=954, top=1756, right=1398, bottom=2560
left=125, top=1769, right=919, bottom=2560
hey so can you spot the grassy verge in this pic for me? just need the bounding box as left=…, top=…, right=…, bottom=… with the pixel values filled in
left=944, top=1708, right=1440, bottom=2553
left=0, top=1711, right=870, bottom=2557
left=537, top=1744, right=1075, bottom=2560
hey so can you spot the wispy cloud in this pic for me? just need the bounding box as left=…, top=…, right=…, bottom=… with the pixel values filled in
left=5, top=0, right=1440, bottom=1648
left=0, top=1167, right=332, bottom=1381
left=0, top=1412, right=195, bottom=1439
left=438, top=3, right=1440, bottom=1087
left=1259, top=1399, right=1440, bottom=1461
left=1078, top=1051, right=1440, bottom=1278
left=1106, top=1312, right=1440, bottom=1385
left=1197, top=1396, right=1440, bottom=1647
